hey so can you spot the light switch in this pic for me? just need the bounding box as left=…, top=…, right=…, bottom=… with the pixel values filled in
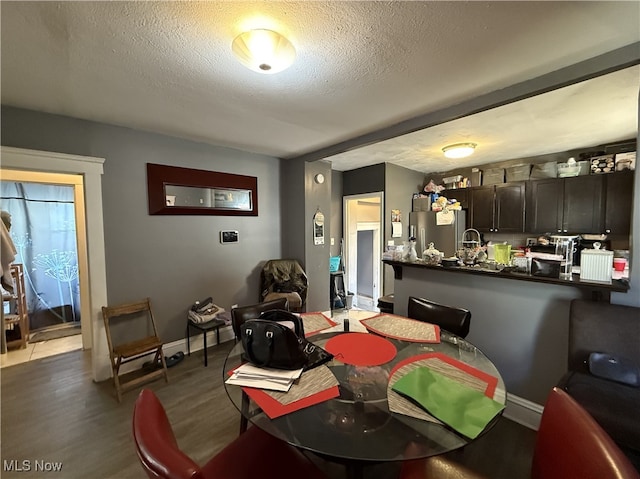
left=331, top=237, right=335, bottom=245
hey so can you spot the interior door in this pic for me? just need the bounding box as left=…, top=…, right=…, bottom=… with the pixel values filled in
left=343, top=193, right=383, bottom=310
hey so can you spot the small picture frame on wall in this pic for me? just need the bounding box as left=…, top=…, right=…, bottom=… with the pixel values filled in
left=313, top=209, right=325, bottom=245
left=220, top=230, right=239, bottom=244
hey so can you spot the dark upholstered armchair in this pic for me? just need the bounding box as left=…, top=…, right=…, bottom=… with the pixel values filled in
left=260, top=259, right=308, bottom=312
left=558, top=299, right=640, bottom=460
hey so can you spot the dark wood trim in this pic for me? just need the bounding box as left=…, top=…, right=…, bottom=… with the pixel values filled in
left=147, top=163, right=258, bottom=216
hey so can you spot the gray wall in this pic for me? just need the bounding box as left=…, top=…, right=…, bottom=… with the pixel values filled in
left=280, top=158, right=332, bottom=312
left=303, top=161, right=333, bottom=312
left=343, top=163, right=385, bottom=196
left=383, top=163, right=425, bottom=295
left=330, top=169, right=343, bottom=258
left=1, top=106, right=283, bottom=342
left=342, top=162, right=424, bottom=296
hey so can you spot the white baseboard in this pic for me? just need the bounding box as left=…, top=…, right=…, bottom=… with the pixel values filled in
left=504, top=393, right=543, bottom=431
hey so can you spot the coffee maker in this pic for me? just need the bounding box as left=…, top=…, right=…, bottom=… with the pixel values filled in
left=550, top=235, right=579, bottom=278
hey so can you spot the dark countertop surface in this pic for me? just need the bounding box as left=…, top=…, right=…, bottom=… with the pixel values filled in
left=382, top=259, right=630, bottom=293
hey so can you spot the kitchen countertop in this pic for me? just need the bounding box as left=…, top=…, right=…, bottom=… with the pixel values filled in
left=382, top=259, right=630, bottom=293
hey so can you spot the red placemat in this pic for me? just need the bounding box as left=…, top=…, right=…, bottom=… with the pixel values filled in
left=387, top=353, right=500, bottom=424
left=228, top=365, right=340, bottom=419
left=325, top=333, right=397, bottom=366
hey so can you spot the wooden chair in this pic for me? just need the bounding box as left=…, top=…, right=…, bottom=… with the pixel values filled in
left=132, top=389, right=330, bottom=479
left=3, top=264, right=29, bottom=349
left=398, top=387, right=640, bottom=479
left=102, top=298, right=168, bottom=402
left=407, top=296, right=471, bottom=338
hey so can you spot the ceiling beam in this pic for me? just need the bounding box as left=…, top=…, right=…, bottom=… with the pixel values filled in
left=287, top=42, right=640, bottom=164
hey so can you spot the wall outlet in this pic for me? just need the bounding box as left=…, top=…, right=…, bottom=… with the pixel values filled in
left=231, top=304, right=238, bottom=309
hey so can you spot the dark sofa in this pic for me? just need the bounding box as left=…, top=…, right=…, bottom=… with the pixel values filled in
left=558, top=299, right=640, bottom=459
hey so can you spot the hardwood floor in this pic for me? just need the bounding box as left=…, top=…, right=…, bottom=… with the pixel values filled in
left=0, top=341, right=537, bottom=479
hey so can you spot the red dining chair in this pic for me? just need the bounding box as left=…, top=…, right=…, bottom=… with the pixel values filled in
left=132, top=389, right=329, bottom=479
left=398, top=387, right=640, bottom=479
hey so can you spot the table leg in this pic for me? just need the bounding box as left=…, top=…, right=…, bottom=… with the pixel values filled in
left=186, top=323, right=191, bottom=356
left=240, top=390, right=249, bottom=435
left=203, top=330, right=208, bottom=367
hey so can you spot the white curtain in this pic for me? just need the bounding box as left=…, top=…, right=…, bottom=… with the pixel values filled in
left=1, top=181, right=79, bottom=330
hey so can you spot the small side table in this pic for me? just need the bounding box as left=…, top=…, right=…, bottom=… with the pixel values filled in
left=186, top=317, right=225, bottom=367
left=330, top=271, right=346, bottom=309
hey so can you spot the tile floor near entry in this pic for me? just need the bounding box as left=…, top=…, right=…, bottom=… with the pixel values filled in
left=0, top=334, right=83, bottom=369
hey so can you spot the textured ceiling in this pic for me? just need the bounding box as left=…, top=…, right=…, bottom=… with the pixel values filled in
left=1, top=1, right=639, bottom=173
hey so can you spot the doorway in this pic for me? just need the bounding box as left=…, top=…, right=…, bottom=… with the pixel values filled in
left=343, top=193, right=383, bottom=310
left=1, top=147, right=109, bottom=381
left=1, top=172, right=88, bottom=366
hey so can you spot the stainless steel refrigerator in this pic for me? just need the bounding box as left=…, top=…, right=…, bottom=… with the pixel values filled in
left=409, top=210, right=467, bottom=258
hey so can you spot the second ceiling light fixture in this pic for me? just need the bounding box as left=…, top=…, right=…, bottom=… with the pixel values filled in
left=442, top=142, right=477, bottom=159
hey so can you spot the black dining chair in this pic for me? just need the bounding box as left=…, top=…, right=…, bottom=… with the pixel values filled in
left=231, top=297, right=289, bottom=341
left=407, top=296, right=471, bottom=338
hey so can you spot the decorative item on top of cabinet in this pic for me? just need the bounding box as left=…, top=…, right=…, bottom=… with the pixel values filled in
left=469, top=182, right=525, bottom=233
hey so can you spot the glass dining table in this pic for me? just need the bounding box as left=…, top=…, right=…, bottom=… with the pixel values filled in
left=222, top=309, right=506, bottom=479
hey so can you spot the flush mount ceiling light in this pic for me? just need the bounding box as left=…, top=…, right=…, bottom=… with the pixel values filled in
left=232, top=29, right=296, bottom=74
left=442, top=143, right=477, bottom=159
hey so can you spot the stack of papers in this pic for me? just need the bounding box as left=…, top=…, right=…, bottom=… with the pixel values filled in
left=226, top=363, right=303, bottom=392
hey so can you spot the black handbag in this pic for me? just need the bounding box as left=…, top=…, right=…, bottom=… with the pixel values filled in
left=258, top=309, right=305, bottom=337
left=241, top=310, right=333, bottom=371
left=241, top=319, right=308, bottom=370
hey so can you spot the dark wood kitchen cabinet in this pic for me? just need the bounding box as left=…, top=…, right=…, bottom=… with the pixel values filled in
left=604, top=170, right=634, bottom=235
left=527, top=175, right=604, bottom=234
left=444, top=188, right=469, bottom=209
left=469, top=182, right=525, bottom=233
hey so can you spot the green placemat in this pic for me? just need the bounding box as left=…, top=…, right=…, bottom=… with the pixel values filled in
left=392, top=366, right=504, bottom=439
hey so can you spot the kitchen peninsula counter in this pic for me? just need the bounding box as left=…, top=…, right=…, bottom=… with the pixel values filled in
left=384, top=258, right=630, bottom=409
left=383, top=259, right=629, bottom=294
